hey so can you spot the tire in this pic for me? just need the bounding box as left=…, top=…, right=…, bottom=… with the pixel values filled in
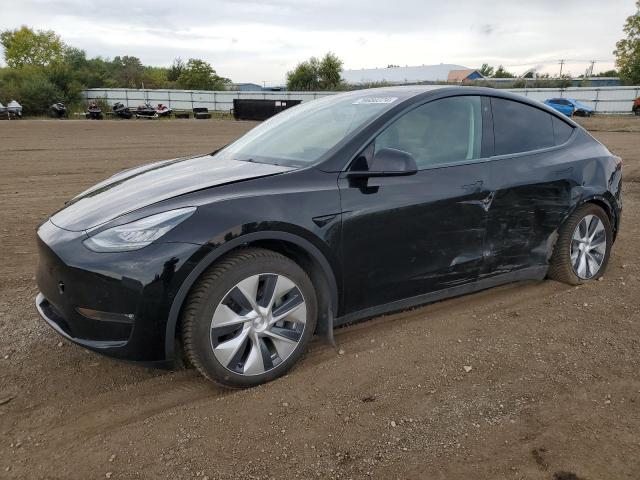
left=181, top=248, right=317, bottom=388
left=548, top=204, right=612, bottom=285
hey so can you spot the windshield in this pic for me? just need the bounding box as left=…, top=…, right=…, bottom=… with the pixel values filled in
left=216, top=91, right=401, bottom=167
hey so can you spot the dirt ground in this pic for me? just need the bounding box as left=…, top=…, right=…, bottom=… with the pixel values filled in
left=0, top=117, right=639, bottom=480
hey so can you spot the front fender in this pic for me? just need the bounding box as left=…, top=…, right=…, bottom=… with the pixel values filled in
left=164, top=230, right=340, bottom=362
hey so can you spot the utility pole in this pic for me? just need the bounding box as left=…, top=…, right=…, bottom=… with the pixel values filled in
left=588, top=60, right=596, bottom=77
left=558, top=59, right=565, bottom=78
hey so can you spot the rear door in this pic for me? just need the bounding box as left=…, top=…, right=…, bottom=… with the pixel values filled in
left=482, top=97, right=576, bottom=277
left=338, top=95, right=493, bottom=315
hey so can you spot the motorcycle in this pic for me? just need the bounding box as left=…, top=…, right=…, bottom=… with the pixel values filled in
left=49, top=102, right=67, bottom=118
left=113, top=102, right=133, bottom=119
left=86, top=102, right=103, bottom=120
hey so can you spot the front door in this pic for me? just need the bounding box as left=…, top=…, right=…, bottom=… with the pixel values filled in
left=338, top=95, right=492, bottom=316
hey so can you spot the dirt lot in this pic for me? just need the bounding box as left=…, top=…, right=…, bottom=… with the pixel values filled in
left=0, top=117, right=639, bottom=480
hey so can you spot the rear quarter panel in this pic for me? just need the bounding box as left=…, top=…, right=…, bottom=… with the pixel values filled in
left=483, top=128, right=619, bottom=277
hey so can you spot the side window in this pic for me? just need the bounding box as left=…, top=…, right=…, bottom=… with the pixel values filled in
left=374, top=96, right=483, bottom=169
left=492, top=98, right=555, bottom=155
left=552, top=116, right=574, bottom=145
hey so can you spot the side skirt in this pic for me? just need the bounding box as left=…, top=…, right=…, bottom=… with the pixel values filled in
left=334, top=266, right=548, bottom=327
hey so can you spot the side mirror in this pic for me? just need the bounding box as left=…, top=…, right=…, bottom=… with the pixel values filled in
left=348, top=148, right=418, bottom=178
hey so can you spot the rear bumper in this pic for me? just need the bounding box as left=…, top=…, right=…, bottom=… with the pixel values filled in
left=35, top=220, right=210, bottom=364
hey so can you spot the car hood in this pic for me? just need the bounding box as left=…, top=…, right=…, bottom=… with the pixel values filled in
left=50, top=154, right=294, bottom=231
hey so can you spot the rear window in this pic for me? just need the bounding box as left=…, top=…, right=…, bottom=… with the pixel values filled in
left=492, top=98, right=555, bottom=156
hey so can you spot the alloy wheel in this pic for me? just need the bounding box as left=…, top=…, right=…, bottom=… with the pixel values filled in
left=570, top=214, right=607, bottom=279
left=210, top=273, right=307, bottom=376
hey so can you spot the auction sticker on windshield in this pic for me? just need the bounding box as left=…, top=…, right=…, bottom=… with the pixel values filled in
left=352, top=97, right=398, bottom=104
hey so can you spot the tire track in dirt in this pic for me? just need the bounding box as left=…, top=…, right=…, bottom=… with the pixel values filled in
left=34, top=372, right=226, bottom=446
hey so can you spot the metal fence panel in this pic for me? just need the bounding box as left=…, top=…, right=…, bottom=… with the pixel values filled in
left=509, top=86, right=640, bottom=113
left=85, top=86, right=639, bottom=114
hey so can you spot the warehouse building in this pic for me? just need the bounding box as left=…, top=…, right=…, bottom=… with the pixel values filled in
left=341, top=64, right=484, bottom=85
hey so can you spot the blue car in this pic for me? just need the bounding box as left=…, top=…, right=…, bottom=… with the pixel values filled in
left=544, top=98, right=595, bottom=117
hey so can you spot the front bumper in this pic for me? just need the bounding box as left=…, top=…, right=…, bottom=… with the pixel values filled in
left=35, top=220, right=210, bottom=363
left=36, top=292, right=128, bottom=349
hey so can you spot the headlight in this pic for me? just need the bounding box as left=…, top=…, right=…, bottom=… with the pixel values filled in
left=83, top=207, right=196, bottom=252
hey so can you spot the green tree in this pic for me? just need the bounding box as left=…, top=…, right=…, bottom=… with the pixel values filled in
left=614, top=1, right=640, bottom=84
left=177, top=58, right=228, bottom=90
left=0, top=26, right=64, bottom=68
left=61, top=46, right=87, bottom=70
left=317, top=52, right=343, bottom=89
left=479, top=63, right=494, bottom=77
left=109, top=56, right=145, bottom=88
left=286, top=52, right=345, bottom=91
left=593, top=69, right=619, bottom=77
left=493, top=65, right=515, bottom=78
left=167, top=57, right=185, bottom=82
left=142, top=66, right=169, bottom=89
left=286, top=57, right=320, bottom=90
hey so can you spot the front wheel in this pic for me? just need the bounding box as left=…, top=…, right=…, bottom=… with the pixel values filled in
left=181, top=248, right=317, bottom=388
left=548, top=204, right=612, bottom=285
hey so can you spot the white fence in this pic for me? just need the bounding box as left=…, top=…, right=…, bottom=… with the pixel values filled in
left=510, top=86, right=640, bottom=114
left=84, top=88, right=333, bottom=113
left=85, top=86, right=640, bottom=114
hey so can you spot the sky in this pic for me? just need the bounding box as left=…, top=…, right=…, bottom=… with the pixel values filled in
left=0, top=0, right=636, bottom=85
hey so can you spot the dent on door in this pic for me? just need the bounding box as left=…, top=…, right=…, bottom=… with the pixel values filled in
left=482, top=150, right=580, bottom=277
left=339, top=163, right=490, bottom=315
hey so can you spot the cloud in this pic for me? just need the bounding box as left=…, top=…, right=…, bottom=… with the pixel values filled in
left=0, top=0, right=634, bottom=83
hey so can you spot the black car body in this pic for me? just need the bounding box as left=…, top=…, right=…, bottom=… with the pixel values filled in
left=36, top=86, right=622, bottom=379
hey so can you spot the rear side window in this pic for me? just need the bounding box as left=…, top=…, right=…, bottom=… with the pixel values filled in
left=552, top=116, right=574, bottom=144
left=492, top=98, right=554, bottom=155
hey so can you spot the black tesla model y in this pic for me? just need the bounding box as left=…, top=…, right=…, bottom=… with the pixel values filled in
left=36, top=87, right=622, bottom=387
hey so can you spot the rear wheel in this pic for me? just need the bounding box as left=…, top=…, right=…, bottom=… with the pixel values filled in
left=181, top=248, right=317, bottom=388
left=548, top=204, right=612, bottom=285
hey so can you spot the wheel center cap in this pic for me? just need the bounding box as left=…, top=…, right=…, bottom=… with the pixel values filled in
left=252, top=310, right=270, bottom=332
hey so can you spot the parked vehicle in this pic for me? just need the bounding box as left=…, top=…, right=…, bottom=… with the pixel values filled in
left=135, top=102, right=158, bottom=119
left=86, top=102, right=103, bottom=120
left=113, top=102, right=133, bottom=119
left=156, top=103, right=172, bottom=117
left=35, top=87, right=622, bottom=388
left=566, top=98, right=595, bottom=117
left=49, top=102, right=67, bottom=118
left=0, top=101, right=5, bottom=119
left=543, top=98, right=574, bottom=116
left=6, top=100, right=22, bottom=119
left=544, top=98, right=594, bottom=117
left=633, top=97, right=640, bottom=116
left=193, top=107, right=211, bottom=119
